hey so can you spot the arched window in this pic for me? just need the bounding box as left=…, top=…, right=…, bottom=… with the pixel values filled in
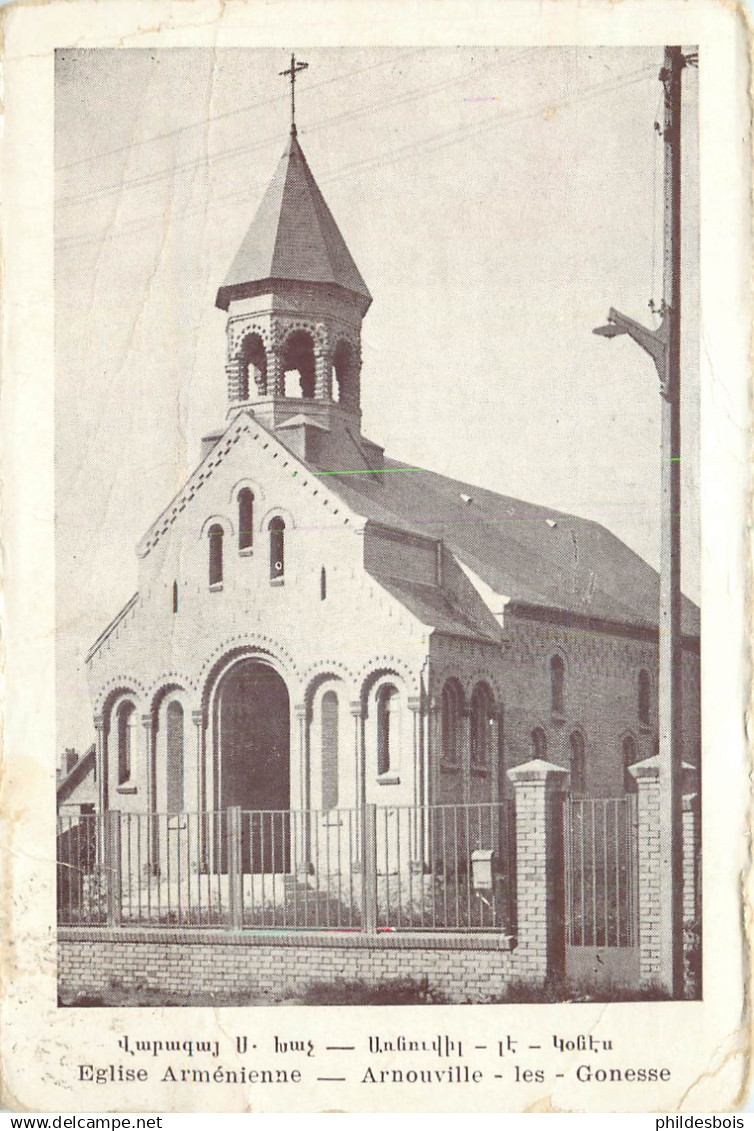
left=282, top=330, right=316, bottom=399
left=238, top=489, right=254, bottom=551
left=376, top=684, right=399, bottom=776
left=320, top=566, right=327, bottom=601
left=470, top=683, right=494, bottom=766
left=638, top=670, right=651, bottom=728
left=441, top=681, right=462, bottom=765
left=321, top=690, right=339, bottom=811
left=116, top=701, right=135, bottom=786
left=208, top=523, right=224, bottom=587
left=172, top=580, right=178, bottom=613
left=550, top=655, right=565, bottom=716
left=531, top=726, right=548, bottom=759
left=166, top=701, right=184, bottom=812
left=570, top=731, right=586, bottom=795
left=239, top=333, right=267, bottom=401
left=623, top=735, right=638, bottom=792
left=269, top=517, right=285, bottom=581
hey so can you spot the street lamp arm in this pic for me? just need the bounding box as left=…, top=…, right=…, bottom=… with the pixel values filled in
left=593, top=307, right=670, bottom=394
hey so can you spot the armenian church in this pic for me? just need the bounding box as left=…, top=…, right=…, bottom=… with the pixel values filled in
left=84, top=99, right=700, bottom=852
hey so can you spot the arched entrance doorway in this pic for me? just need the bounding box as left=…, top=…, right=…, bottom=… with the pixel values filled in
left=215, top=658, right=290, bottom=872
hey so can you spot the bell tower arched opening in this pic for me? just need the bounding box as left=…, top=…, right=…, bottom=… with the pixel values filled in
left=238, top=332, right=267, bottom=401
left=282, top=330, right=316, bottom=399
left=332, top=339, right=354, bottom=405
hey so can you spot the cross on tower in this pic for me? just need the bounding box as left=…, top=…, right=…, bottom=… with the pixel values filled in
left=279, top=53, right=309, bottom=136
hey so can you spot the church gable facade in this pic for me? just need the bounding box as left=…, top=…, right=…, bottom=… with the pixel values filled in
left=85, top=110, right=700, bottom=864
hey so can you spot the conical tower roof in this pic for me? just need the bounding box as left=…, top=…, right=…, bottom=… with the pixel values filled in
left=216, top=131, right=372, bottom=311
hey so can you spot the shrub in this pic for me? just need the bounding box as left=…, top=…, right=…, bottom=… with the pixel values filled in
left=300, top=976, right=448, bottom=1005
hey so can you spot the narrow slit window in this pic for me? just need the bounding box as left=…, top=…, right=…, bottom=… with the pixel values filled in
left=172, top=580, right=178, bottom=613
left=238, top=489, right=254, bottom=551
left=638, top=670, right=651, bottom=728
left=570, top=731, right=586, bottom=795
left=320, top=566, right=327, bottom=601
left=269, top=517, right=285, bottom=581
left=531, top=726, right=547, bottom=760
left=208, top=524, right=224, bottom=586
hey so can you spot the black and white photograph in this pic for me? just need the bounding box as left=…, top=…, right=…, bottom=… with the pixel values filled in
left=54, top=42, right=701, bottom=1006
left=0, top=0, right=749, bottom=1115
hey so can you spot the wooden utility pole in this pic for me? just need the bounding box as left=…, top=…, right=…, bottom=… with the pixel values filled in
left=593, top=45, right=690, bottom=997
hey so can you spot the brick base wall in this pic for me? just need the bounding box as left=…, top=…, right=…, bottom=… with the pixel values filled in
left=58, top=929, right=516, bottom=1005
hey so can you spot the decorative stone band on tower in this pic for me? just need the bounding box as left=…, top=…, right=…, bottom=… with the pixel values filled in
left=225, top=311, right=362, bottom=414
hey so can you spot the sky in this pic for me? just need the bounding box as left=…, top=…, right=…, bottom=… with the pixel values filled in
left=54, top=46, right=699, bottom=755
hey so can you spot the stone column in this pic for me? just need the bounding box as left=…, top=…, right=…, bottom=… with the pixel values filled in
left=191, top=710, right=206, bottom=813
left=293, top=703, right=310, bottom=877
left=628, top=756, right=662, bottom=987
left=350, top=700, right=364, bottom=806
left=428, top=695, right=441, bottom=798
left=94, top=714, right=105, bottom=814
left=460, top=707, right=472, bottom=806
left=350, top=700, right=364, bottom=875
left=225, top=358, right=241, bottom=404
left=268, top=345, right=284, bottom=396
left=140, top=714, right=156, bottom=874
left=192, top=709, right=207, bottom=873
left=408, top=695, right=423, bottom=868
left=507, top=759, right=570, bottom=983
left=489, top=709, right=501, bottom=805
left=348, top=349, right=362, bottom=415
left=314, top=344, right=331, bottom=401
left=141, top=715, right=154, bottom=812
left=293, top=703, right=308, bottom=811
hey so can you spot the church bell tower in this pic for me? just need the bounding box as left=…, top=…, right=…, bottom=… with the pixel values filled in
left=215, top=57, right=372, bottom=452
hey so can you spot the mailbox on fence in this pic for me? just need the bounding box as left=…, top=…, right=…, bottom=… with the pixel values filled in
left=471, top=849, right=494, bottom=893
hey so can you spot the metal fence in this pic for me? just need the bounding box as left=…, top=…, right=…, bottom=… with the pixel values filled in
left=563, top=795, right=638, bottom=948
left=57, top=801, right=516, bottom=934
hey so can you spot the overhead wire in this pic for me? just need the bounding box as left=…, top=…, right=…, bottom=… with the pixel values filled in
left=57, top=61, right=658, bottom=252
left=57, top=47, right=427, bottom=172
left=56, top=48, right=538, bottom=207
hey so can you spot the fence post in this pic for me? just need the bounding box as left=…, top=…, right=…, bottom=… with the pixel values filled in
left=507, top=760, right=569, bottom=984
left=226, top=806, right=242, bottom=931
left=628, top=756, right=662, bottom=988
left=361, top=803, right=377, bottom=935
left=104, top=810, right=122, bottom=927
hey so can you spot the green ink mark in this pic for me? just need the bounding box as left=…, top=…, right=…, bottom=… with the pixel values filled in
left=313, top=467, right=424, bottom=477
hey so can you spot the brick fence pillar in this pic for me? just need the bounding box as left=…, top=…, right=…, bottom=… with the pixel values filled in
left=507, top=759, right=570, bottom=983
left=682, top=792, right=700, bottom=925
left=682, top=791, right=701, bottom=996
left=628, top=756, right=662, bottom=987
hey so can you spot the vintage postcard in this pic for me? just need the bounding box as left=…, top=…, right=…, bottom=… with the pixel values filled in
left=1, top=0, right=750, bottom=1115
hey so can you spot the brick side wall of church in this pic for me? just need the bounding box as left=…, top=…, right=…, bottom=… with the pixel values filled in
left=431, top=617, right=700, bottom=801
